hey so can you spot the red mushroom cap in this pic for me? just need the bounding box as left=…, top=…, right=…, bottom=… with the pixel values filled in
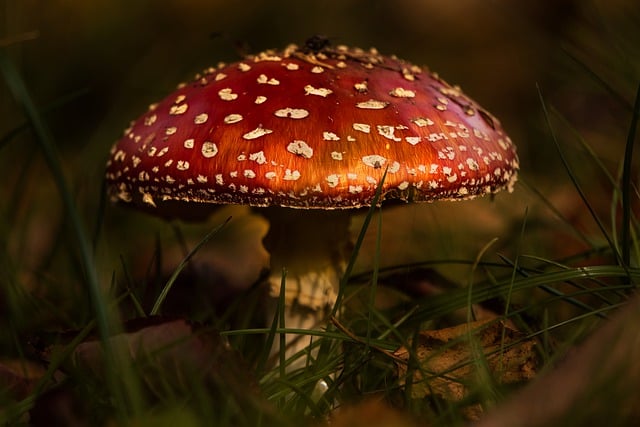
left=105, top=44, right=518, bottom=212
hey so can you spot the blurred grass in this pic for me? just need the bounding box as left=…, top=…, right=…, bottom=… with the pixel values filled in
left=1, top=0, right=639, bottom=425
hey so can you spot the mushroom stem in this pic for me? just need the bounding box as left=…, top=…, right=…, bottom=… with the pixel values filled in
left=260, top=207, right=352, bottom=364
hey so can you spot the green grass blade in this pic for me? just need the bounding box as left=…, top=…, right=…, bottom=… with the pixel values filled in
left=561, top=47, right=633, bottom=111
left=331, top=168, right=388, bottom=317
left=537, top=84, right=623, bottom=265
left=150, top=217, right=230, bottom=315
left=0, top=49, right=111, bottom=353
left=366, top=206, right=383, bottom=345
left=621, top=82, right=640, bottom=268
left=414, top=265, right=640, bottom=321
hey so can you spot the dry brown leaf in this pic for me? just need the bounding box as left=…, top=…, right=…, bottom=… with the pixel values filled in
left=394, top=319, right=538, bottom=417
left=327, top=399, right=417, bottom=427
left=43, top=317, right=257, bottom=399
left=474, top=293, right=640, bottom=427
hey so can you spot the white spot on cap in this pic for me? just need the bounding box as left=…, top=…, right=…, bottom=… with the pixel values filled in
left=398, top=181, right=410, bottom=190
left=243, top=127, right=273, bottom=140
left=377, top=125, right=401, bottom=141
left=165, top=127, right=177, bottom=136
left=224, top=114, right=243, bottom=124
left=244, top=169, right=256, bottom=179
left=362, top=155, right=386, bottom=168
left=169, top=104, right=188, bottom=115
left=257, top=52, right=282, bottom=61
left=265, top=171, right=277, bottom=180
left=311, top=66, right=324, bottom=73
left=353, top=123, right=371, bottom=133
left=287, top=140, right=313, bottom=158
left=354, top=81, right=368, bottom=92
left=356, top=99, right=389, bottom=109
left=389, top=161, right=400, bottom=173
left=285, top=63, right=299, bottom=70
left=412, top=117, right=434, bottom=127
left=331, top=151, right=343, bottom=160
left=466, top=158, right=480, bottom=171
left=257, top=74, right=280, bottom=85
left=194, top=113, right=208, bottom=124
left=144, top=114, right=157, bottom=126
left=218, top=88, right=238, bottom=101
left=326, top=174, right=340, bottom=188
left=283, top=169, right=301, bottom=180
left=197, top=175, right=208, bottom=183
left=202, top=141, right=218, bottom=158
left=214, top=73, right=227, bottom=81
left=255, top=96, right=267, bottom=104
left=177, top=160, right=190, bottom=171
left=249, top=151, right=267, bottom=164
left=428, top=132, right=447, bottom=142
left=323, top=131, right=340, bottom=141
left=238, top=63, right=251, bottom=72
left=184, top=138, right=195, bottom=149
left=389, top=87, right=416, bottom=98
left=349, top=185, right=363, bottom=194
left=114, top=150, right=126, bottom=162
left=406, top=136, right=421, bottom=145
left=275, top=108, right=310, bottom=119
left=142, top=193, right=156, bottom=207
left=157, top=147, right=169, bottom=157
left=304, top=85, right=333, bottom=97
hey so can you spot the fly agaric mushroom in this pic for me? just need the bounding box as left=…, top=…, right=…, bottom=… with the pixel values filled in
left=105, top=42, right=518, bottom=360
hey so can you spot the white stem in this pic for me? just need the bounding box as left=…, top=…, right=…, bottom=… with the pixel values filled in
left=260, top=207, right=352, bottom=366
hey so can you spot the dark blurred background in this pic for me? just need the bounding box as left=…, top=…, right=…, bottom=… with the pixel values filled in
left=2, top=0, right=639, bottom=295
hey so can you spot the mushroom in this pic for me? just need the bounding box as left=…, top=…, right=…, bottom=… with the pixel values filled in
left=105, top=42, right=519, bottom=362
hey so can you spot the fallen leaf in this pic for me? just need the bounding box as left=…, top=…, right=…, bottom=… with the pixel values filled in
left=394, top=320, right=538, bottom=419
left=327, top=399, right=417, bottom=427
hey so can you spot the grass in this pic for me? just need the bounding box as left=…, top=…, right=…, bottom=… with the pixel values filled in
left=1, top=13, right=639, bottom=427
